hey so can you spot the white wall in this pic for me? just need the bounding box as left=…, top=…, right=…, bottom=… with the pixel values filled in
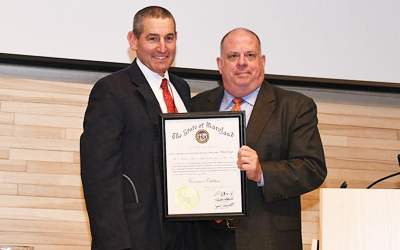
left=1, top=0, right=400, bottom=84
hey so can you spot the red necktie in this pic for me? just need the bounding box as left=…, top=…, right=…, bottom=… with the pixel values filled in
left=161, top=78, right=178, bottom=113
left=231, top=97, right=244, bottom=111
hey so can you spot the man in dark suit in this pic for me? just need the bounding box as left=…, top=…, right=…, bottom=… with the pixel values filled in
left=80, top=6, right=194, bottom=250
left=192, top=28, right=327, bottom=250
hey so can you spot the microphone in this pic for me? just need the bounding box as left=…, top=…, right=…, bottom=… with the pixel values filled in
left=366, top=154, right=400, bottom=189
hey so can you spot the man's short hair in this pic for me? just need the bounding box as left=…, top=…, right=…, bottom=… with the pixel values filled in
left=220, top=28, right=262, bottom=56
left=132, top=6, right=176, bottom=38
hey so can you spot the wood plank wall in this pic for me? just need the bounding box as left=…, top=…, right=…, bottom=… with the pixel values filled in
left=0, top=76, right=92, bottom=249
left=0, top=75, right=399, bottom=250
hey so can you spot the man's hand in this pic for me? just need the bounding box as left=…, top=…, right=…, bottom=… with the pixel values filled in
left=237, top=145, right=262, bottom=183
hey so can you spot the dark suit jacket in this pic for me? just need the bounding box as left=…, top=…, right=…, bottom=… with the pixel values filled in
left=81, top=59, right=194, bottom=250
left=191, top=80, right=327, bottom=250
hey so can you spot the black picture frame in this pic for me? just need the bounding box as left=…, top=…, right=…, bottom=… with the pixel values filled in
left=160, top=111, right=248, bottom=221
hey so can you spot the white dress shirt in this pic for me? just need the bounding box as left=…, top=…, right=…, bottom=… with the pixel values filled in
left=136, top=58, right=187, bottom=113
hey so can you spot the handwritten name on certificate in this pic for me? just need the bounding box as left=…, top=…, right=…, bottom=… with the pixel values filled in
left=164, top=117, right=243, bottom=216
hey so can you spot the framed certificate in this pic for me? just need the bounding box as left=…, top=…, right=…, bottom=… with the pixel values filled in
left=160, top=111, right=248, bottom=220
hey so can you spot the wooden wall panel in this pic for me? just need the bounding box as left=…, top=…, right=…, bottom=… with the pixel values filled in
left=14, top=113, right=83, bottom=129
left=66, top=129, right=84, bottom=141
left=0, top=148, right=10, bottom=159
left=318, top=124, right=397, bottom=140
left=0, top=123, right=66, bottom=139
left=0, top=219, right=89, bottom=234
left=0, top=136, right=79, bottom=151
left=1, top=101, right=86, bottom=117
left=0, top=159, right=27, bottom=172
left=0, top=76, right=92, bottom=249
left=318, top=113, right=400, bottom=129
left=0, top=112, right=14, bottom=124
left=0, top=88, right=89, bottom=106
left=0, top=231, right=90, bottom=246
left=0, top=195, right=85, bottom=210
left=9, top=148, right=75, bottom=163
left=0, top=183, right=18, bottom=195
left=27, top=161, right=80, bottom=175
left=18, top=184, right=84, bottom=199
left=0, top=77, right=92, bottom=95
left=0, top=75, right=399, bottom=249
left=317, top=102, right=400, bottom=118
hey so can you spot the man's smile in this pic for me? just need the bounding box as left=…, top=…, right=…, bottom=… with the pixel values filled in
left=154, top=55, right=168, bottom=60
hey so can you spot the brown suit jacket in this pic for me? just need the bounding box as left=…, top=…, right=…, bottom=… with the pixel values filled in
left=191, top=80, right=327, bottom=250
left=81, top=59, right=194, bottom=250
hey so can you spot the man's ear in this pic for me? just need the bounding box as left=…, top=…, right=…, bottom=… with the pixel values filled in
left=216, top=57, right=223, bottom=74
left=261, top=54, right=266, bottom=68
left=127, top=31, right=138, bottom=51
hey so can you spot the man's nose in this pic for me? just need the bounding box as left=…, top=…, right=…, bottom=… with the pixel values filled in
left=237, top=55, right=247, bottom=68
left=157, top=40, right=167, bottom=53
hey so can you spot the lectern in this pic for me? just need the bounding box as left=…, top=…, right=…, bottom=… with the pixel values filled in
left=319, top=188, right=400, bottom=250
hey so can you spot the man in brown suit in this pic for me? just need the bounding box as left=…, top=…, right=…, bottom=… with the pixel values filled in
left=192, top=28, right=327, bottom=250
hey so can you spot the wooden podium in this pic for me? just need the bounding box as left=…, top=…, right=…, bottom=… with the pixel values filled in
left=319, top=188, right=400, bottom=250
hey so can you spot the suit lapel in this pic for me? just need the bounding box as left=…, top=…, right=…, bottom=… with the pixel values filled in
left=127, top=60, right=166, bottom=227
left=206, top=87, right=225, bottom=111
left=127, top=59, right=161, bottom=126
left=246, top=81, right=276, bottom=148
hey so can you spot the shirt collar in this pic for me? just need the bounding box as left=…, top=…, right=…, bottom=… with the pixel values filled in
left=221, top=85, right=261, bottom=111
left=136, top=58, right=170, bottom=89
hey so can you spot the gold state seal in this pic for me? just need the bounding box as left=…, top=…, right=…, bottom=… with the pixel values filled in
left=175, top=186, right=200, bottom=210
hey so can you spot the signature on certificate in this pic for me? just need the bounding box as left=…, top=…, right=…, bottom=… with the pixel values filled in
left=214, top=191, right=236, bottom=209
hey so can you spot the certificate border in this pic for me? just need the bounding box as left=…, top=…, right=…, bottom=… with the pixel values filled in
left=160, top=111, right=248, bottom=221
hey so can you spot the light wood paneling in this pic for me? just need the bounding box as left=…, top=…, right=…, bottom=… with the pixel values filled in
left=0, top=148, right=10, bottom=159
left=0, top=112, right=14, bottom=124
left=0, top=207, right=87, bottom=222
left=27, top=161, right=80, bottom=175
left=1, top=101, right=86, bottom=117
left=324, top=146, right=398, bottom=163
left=0, top=218, right=89, bottom=234
left=0, top=172, right=82, bottom=187
left=318, top=124, right=398, bottom=140
left=0, top=159, right=27, bottom=172
left=9, top=148, right=76, bottom=163
left=0, top=231, right=90, bottom=246
left=0, top=88, right=89, bottom=106
left=0, top=75, right=399, bottom=249
left=0, top=76, right=92, bottom=95
left=14, top=113, right=83, bottom=129
left=0, top=123, right=66, bottom=139
left=317, top=102, right=400, bottom=118
left=66, top=128, right=83, bottom=141
left=0, top=195, right=85, bottom=211
left=325, top=157, right=397, bottom=171
left=318, top=113, right=400, bottom=129
left=0, top=136, right=79, bottom=151
left=0, top=183, right=18, bottom=195
left=23, top=245, right=89, bottom=250
left=0, top=76, right=91, bottom=248
left=18, top=184, right=84, bottom=199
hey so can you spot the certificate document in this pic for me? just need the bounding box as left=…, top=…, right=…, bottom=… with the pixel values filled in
left=160, top=112, right=247, bottom=220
